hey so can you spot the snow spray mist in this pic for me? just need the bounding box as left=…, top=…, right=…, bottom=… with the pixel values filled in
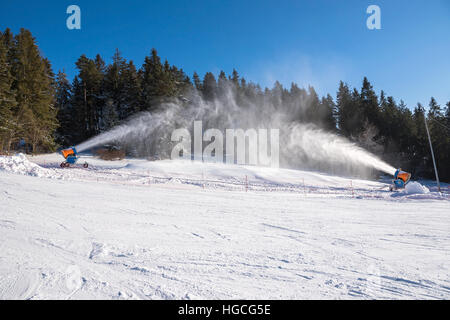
left=74, top=88, right=396, bottom=177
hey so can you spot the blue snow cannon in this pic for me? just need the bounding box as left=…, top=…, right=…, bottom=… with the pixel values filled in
left=391, top=168, right=411, bottom=190
left=60, top=147, right=88, bottom=168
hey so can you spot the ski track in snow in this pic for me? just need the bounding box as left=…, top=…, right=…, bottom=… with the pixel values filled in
left=0, top=153, right=449, bottom=300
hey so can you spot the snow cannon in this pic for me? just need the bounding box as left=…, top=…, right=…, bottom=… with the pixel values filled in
left=390, top=168, right=411, bottom=191
left=60, top=147, right=88, bottom=168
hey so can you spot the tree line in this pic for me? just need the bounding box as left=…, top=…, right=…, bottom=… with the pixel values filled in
left=1, top=28, right=449, bottom=181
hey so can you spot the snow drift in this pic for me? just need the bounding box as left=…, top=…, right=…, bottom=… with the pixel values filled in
left=0, top=154, right=52, bottom=178
left=404, top=181, right=430, bottom=195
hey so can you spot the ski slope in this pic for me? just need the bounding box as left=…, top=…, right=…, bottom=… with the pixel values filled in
left=0, top=153, right=449, bottom=299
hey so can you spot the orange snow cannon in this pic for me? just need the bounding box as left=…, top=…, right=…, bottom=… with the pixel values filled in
left=61, top=147, right=76, bottom=159
left=60, top=147, right=88, bottom=168
left=390, top=168, right=411, bottom=191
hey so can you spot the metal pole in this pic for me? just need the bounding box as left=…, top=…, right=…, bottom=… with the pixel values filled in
left=424, top=113, right=441, bottom=192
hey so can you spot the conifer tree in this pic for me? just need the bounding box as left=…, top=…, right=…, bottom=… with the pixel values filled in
left=69, top=76, right=87, bottom=144
left=74, top=54, right=104, bottom=138
left=426, top=97, right=447, bottom=178
left=336, top=81, right=353, bottom=136
left=217, top=70, right=228, bottom=99
left=305, top=86, right=321, bottom=124
left=230, top=69, right=240, bottom=88
left=360, top=77, right=380, bottom=128
left=0, top=32, right=17, bottom=151
left=320, top=94, right=337, bottom=131
left=120, top=61, right=142, bottom=116
left=270, top=81, right=284, bottom=109
left=410, top=103, right=429, bottom=176
left=9, top=28, right=58, bottom=152
left=141, top=48, right=176, bottom=110
left=1, top=28, right=14, bottom=50
left=442, top=102, right=450, bottom=179
left=102, top=49, right=125, bottom=130
left=192, top=72, right=202, bottom=92
left=55, top=71, right=73, bottom=146
left=202, top=72, right=217, bottom=101
left=168, top=65, right=192, bottom=99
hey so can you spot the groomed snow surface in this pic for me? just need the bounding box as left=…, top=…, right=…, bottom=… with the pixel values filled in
left=0, top=153, right=449, bottom=299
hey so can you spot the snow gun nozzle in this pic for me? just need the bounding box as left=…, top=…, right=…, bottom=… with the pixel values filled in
left=61, top=147, right=78, bottom=159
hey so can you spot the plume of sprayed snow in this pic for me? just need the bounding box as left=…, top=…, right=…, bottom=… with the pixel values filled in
left=285, top=123, right=396, bottom=176
left=75, top=86, right=396, bottom=177
left=75, top=104, right=183, bottom=155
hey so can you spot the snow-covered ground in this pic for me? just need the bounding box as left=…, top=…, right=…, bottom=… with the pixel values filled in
left=0, top=153, right=449, bottom=299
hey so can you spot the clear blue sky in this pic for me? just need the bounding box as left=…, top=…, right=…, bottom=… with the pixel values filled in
left=1, top=0, right=449, bottom=109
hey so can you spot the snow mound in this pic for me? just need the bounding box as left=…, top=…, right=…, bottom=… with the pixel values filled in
left=0, top=154, right=52, bottom=177
left=389, top=181, right=445, bottom=200
left=404, top=181, right=430, bottom=195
